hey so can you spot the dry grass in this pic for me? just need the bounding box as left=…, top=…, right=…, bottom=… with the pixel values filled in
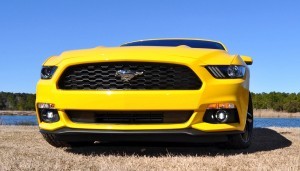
left=0, top=126, right=299, bottom=171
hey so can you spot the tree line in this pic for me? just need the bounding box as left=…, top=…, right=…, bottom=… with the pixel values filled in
left=0, top=91, right=299, bottom=112
left=251, top=92, right=300, bottom=113
left=0, top=92, right=35, bottom=110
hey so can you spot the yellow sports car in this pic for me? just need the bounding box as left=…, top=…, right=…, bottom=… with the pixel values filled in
left=36, top=38, right=253, bottom=149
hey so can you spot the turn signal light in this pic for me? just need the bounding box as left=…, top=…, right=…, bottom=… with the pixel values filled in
left=207, top=103, right=235, bottom=109
left=37, top=103, right=55, bottom=109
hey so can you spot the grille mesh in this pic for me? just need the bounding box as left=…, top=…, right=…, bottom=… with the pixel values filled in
left=65, top=110, right=193, bottom=124
left=58, top=62, right=202, bottom=90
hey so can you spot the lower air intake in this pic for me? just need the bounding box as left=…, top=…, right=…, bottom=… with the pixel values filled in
left=65, top=110, right=193, bottom=124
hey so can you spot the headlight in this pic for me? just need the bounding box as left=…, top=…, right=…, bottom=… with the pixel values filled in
left=41, top=66, right=57, bottom=79
left=206, top=65, right=246, bottom=78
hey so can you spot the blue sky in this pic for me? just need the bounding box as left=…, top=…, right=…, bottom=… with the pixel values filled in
left=0, top=0, right=299, bottom=93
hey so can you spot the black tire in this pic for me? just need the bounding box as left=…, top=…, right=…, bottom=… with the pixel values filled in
left=226, top=93, right=253, bottom=149
left=41, top=133, right=94, bottom=148
left=41, top=132, right=71, bottom=147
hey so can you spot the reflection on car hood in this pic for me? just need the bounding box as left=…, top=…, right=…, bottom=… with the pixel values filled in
left=44, top=46, right=234, bottom=66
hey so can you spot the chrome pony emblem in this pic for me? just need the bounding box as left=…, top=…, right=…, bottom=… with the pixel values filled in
left=115, top=69, right=143, bottom=82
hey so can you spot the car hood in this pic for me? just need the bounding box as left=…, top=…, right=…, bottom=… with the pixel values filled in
left=44, top=46, right=235, bottom=66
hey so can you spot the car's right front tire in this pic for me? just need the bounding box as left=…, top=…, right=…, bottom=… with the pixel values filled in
left=41, top=132, right=94, bottom=148
left=41, top=132, right=70, bottom=147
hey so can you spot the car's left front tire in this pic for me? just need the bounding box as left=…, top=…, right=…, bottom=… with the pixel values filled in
left=225, top=93, right=253, bottom=149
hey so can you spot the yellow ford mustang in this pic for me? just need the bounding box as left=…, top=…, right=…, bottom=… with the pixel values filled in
left=36, top=38, right=253, bottom=149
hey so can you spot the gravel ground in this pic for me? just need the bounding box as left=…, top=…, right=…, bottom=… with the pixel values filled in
left=0, top=126, right=299, bottom=171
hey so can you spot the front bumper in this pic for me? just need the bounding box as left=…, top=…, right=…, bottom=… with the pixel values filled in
left=36, top=82, right=249, bottom=133
left=36, top=59, right=250, bottom=133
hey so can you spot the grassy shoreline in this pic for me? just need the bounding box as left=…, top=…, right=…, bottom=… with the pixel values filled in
left=1, top=109, right=300, bottom=118
left=0, top=126, right=299, bottom=170
left=0, top=110, right=35, bottom=116
left=254, top=109, right=300, bottom=118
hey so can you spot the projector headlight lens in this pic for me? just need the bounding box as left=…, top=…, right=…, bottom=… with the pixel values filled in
left=41, top=66, right=57, bottom=79
left=206, top=65, right=246, bottom=78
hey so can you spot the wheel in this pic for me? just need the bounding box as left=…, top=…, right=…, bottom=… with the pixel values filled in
left=41, top=133, right=94, bottom=148
left=226, top=93, right=253, bottom=149
left=41, top=132, right=71, bottom=147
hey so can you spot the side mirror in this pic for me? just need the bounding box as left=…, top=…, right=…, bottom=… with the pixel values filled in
left=241, top=55, right=253, bottom=65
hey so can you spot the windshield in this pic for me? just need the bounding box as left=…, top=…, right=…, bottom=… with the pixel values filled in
left=121, top=39, right=225, bottom=50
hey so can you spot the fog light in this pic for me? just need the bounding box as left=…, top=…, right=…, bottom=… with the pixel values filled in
left=215, top=110, right=229, bottom=123
left=203, top=109, right=239, bottom=124
left=46, top=111, right=54, bottom=119
left=40, top=109, right=59, bottom=123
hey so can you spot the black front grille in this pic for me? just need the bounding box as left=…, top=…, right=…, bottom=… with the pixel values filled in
left=65, top=110, right=193, bottom=124
left=58, top=62, right=202, bottom=90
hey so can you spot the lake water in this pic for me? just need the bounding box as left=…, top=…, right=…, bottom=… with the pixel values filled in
left=254, top=118, right=300, bottom=127
left=0, top=115, right=300, bottom=127
left=0, top=115, right=38, bottom=125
